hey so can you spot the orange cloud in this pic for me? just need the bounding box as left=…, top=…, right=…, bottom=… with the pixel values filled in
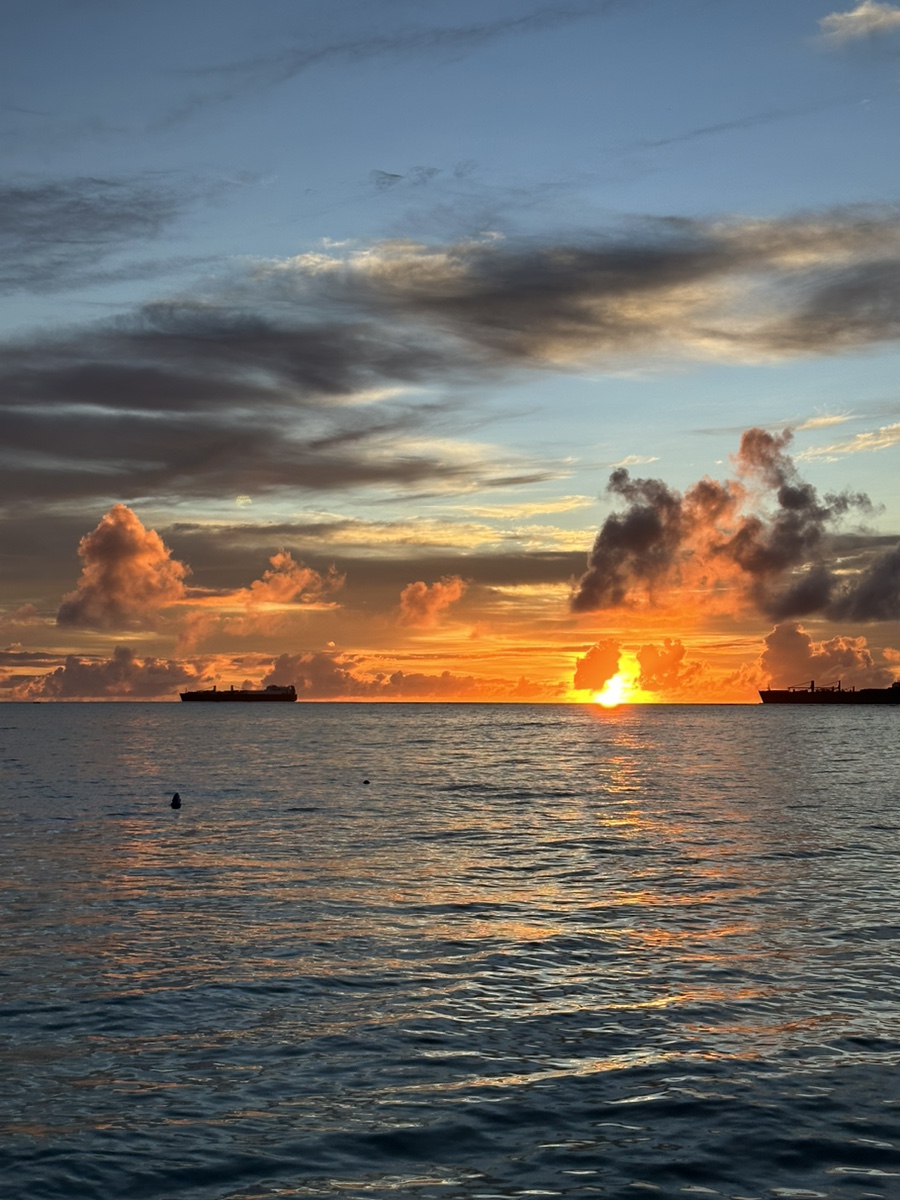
left=57, top=505, right=187, bottom=631
left=637, top=638, right=702, bottom=691
left=264, top=650, right=564, bottom=701
left=759, top=622, right=894, bottom=689
left=56, top=508, right=345, bottom=649
left=210, top=552, right=343, bottom=638
left=398, top=575, right=467, bottom=627
left=573, top=639, right=621, bottom=692
left=243, top=551, right=343, bottom=607
left=572, top=428, right=880, bottom=622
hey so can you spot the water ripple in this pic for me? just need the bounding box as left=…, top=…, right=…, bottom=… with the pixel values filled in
left=1, top=703, right=899, bottom=1197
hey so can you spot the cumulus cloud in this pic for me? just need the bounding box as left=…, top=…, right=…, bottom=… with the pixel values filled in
left=573, top=638, right=621, bottom=692
left=571, top=427, right=898, bottom=623
left=759, top=622, right=894, bottom=689
left=398, top=575, right=467, bottom=626
left=820, top=2, right=900, bottom=44
left=55, top=509, right=345, bottom=645
left=637, top=638, right=701, bottom=691
left=9, top=645, right=208, bottom=700
left=0, top=603, right=45, bottom=635
left=57, top=504, right=188, bottom=630
left=263, top=650, right=563, bottom=701
left=241, top=550, right=342, bottom=607
left=208, top=551, right=343, bottom=640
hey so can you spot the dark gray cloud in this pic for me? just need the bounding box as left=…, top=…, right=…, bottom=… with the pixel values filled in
left=0, top=301, right=527, bottom=506
left=829, top=542, right=900, bottom=621
left=0, top=175, right=220, bottom=293
left=4, top=207, right=900, bottom=517
left=571, top=427, right=900, bottom=624
left=256, top=209, right=900, bottom=364
left=760, top=259, right=900, bottom=354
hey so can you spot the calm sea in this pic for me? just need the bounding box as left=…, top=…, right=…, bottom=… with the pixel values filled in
left=1, top=702, right=899, bottom=1199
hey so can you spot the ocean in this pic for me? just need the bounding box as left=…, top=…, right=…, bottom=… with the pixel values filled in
left=2, top=702, right=899, bottom=1199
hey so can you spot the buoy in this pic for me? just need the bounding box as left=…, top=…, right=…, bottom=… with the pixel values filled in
left=171, top=792, right=182, bottom=809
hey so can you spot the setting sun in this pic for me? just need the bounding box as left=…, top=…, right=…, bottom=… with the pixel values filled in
left=593, top=672, right=631, bottom=707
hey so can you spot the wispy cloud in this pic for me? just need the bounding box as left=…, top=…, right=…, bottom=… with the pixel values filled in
left=162, top=1, right=630, bottom=126
left=611, top=454, right=660, bottom=468
left=796, top=421, right=900, bottom=460
left=456, top=495, right=594, bottom=518
left=794, top=413, right=854, bottom=431
left=632, top=101, right=842, bottom=152
left=0, top=174, right=227, bottom=293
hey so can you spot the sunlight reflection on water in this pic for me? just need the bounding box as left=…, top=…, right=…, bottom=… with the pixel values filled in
left=1, top=703, right=899, bottom=1198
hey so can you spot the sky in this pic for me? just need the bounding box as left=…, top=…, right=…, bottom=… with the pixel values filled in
left=2, top=0, right=900, bottom=702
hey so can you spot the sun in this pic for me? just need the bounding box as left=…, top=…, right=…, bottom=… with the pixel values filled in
left=592, top=672, right=631, bottom=708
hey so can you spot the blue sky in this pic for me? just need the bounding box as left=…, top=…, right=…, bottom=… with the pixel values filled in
left=2, top=0, right=900, bottom=699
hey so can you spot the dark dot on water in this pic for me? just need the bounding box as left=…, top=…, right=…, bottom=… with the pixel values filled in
left=363, top=779, right=370, bottom=785
left=171, top=792, right=182, bottom=809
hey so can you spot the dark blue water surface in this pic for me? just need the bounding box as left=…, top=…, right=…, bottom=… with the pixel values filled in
left=1, top=702, right=899, bottom=1199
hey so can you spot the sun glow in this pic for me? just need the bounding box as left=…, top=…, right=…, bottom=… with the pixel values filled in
left=593, top=672, right=632, bottom=707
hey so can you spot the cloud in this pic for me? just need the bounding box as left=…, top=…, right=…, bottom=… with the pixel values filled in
left=398, top=575, right=467, bottom=626
left=571, top=427, right=896, bottom=622
left=54, top=508, right=346, bottom=645
left=240, top=550, right=342, bottom=607
left=165, top=2, right=626, bottom=124
left=7, top=645, right=208, bottom=700
left=371, top=166, right=443, bottom=192
left=0, top=603, right=45, bottom=635
left=829, top=542, right=900, bottom=621
left=458, top=495, right=593, bottom=518
left=759, top=622, right=893, bottom=689
left=637, top=638, right=701, bottom=691
left=195, top=551, right=344, bottom=642
left=611, top=455, right=660, bottom=468
left=57, top=504, right=188, bottom=630
left=633, top=101, right=841, bottom=152
left=158, top=527, right=586, bottom=613
left=820, top=1, right=900, bottom=44
left=796, top=421, right=900, bottom=461
left=263, top=650, right=564, bottom=701
left=0, top=174, right=219, bottom=293
left=573, top=638, right=621, bottom=691
left=0, top=298, right=554, bottom=508
left=269, top=210, right=900, bottom=364
left=6, top=207, right=900, bottom=515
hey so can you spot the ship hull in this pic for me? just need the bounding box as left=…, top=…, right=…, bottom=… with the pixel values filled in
left=180, top=687, right=297, bottom=702
left=759, top=689, right=900, bottom=705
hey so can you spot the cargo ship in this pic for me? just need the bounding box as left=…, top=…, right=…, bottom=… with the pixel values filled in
left=759, top=680, right=900, bottom=705
left=180, top=684, right=297, bottom=702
